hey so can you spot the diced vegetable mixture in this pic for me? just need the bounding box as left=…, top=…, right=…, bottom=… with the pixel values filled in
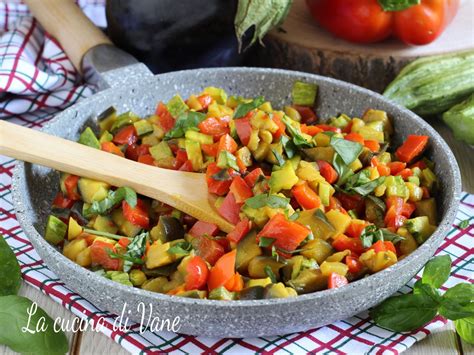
left=45, top=83, right=439, bottom=300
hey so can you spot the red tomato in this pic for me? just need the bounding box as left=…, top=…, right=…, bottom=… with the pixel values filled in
left=227, top=218, right=251, bottom=244
left=229, top=176, right=253, bottom=203
left=185, top=256, right=209, bottom=290
left=208, top=250, right=236, bottom=290
left=122, top=199, right=149, bottom=229
left=388, top=161, right=407, bottom=175
left=201, top=142, right=219, bottom=157
left=113, top=125, right=138, bottom=146
left=346, top=255, right=363, bottom=274
left=137, top=154, right=155, bottom=166
left=293, top=105, right=318, bottom=124
left=257, top=214, right=310, bottom=252
left=218, top=134, right=238, bottom=154
left=328, top=272, right=349, bottom=289
left=189, top=221, right=219, bottom=238
left=90, top=241, right=120, bottom=270
left=191, top=235, right=225, bottom=266
left=234, top=117, right=252, bottom=146
left=197, top=94, right=212, bottom=110
left=345, top=220, right=368, bottom=239
left=335, top=192, right=365, bottom=215
left=126, top=144, right=150, bottom=161
left=218, top=192, right=242, bottom=225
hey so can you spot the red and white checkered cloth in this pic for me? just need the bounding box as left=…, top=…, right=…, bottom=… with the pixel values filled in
left=1, top=2, right=473, bottom=354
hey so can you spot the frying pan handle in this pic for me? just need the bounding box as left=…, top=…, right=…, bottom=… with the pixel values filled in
left=24, top=0, right=110, bottom=72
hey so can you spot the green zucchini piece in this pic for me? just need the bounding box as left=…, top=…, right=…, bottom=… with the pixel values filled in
left=98, top=106, right=117, bottom=133
left=77, top=178, right=110, bottom=204
left=414, top=198, right=437, bottom=225
left=291, top=81, right=317, bottom=107
left=93, top=215, right=118, bottom=234
left=45, top=215, right=67, bottom=245
left=78, top=127, right=100, bottom=149
left=133, top=120, right=154, bottom=136
left=166, top=95, right=189, bottom=118
left=405, top=216, right=437, bottom=244
left=185, top=130, right=213, bottom=145
left=209, top=287, right=237, bottom=300
left=149, top=141, right=173, bottom=161
left=110, top=111, right=139, bottom=132
left=236, top=230, right=262, bottom=273
left=185, top=139, right=203, bottom=171
left=99, top=131, right=113, bottom=143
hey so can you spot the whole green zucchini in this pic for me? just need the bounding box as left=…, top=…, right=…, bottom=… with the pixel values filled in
left=442, top=93, right=474, bottom=145
left=384, top=51, right=474, bottom=116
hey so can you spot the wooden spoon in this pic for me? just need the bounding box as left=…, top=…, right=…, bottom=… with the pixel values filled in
left=0, top=121, right=234, bottom=233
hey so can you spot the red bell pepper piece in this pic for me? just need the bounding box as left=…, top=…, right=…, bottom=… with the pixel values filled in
left=401, top=202, right=416, bottom=218
left=257, top=214, right=310, bottom=252
left=314, top=124, right=341, bottom=133
left=208, top=249, right=236, bottom=290
left=191, top=235, right=225, bottom=266
left=272, top=112, right=286, bottom=140
left=90, top=240, right=120, bottom=270
left=218, top=192, right=242, bottom=225
left=301, top=124, right=323, bottom=136
left=292, top=182, right=321, bottom=210
left=332, top=234, right=365, bottom=254
left=345, top=255, right=363, bottom=274
left=178, top=160, right=194, bottom=172
left=64, top=174, right=81, bottom=200
left=101, top=141, right=125, bottom=157
left=184, top=256, right=209, bottom=291
left=328, top=272, right=348, bottom=289
left=244, top=168, right=265, bottom=188
left=189, top=221, right=219, bottom=238
left=122, top=199, right=149, bottom=229
left=317, top=160, right=338, bottom=184
left=198, top=117, right=229, bottom=139
left=201, top=142, right=219, bottom=157
left=345, top=220, right=368, bottom=239
left=397, top=168, right=413, bottom=180
left=137, top=154, right=155, bottom=166
left=345, top=132, right=364, bottom=145
left=370, top=240, right=397, bottom=254
left=197, top=94, right=212, bottom=110
left=125, top=144, right=150, bottom=161
left=218, top=134, right=238, bottom=154
left=52, top=192, right=75, bottom=209
left=227, top=218, right=251, bottom=244
left=395, top=135, right=429, bottom=163
left=206, top=162, right=233, bottom=196
left=234, top=117, right=252, bottom=146
left=364, top=140, right=380, bottom=153
left=113, top=125, right=138, bottom=146
left=385, top=196, right=406, bottom=229
left=229, top=176, right=253, bottom=203
left=409, top=160, right=427, bottom=170
left=155, top=102, right=175, bottom=132
left=224, top=272, right=244, bottom=292
left=173, top=149, right=188, bottom=170
left=388, top=161, right=407, bottom=175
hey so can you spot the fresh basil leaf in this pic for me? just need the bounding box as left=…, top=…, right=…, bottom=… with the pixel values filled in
left=259, top=237, right=276, bottom=248
left=332, top=154, right=354, bottom=186
left=84, top=186, right=137, bottom=217
left=282, top=116, right=313, bottom=148
left=0, top=234, right=21, bottom=296
left=413, top=280, right=442, bottom=304
left=271, top=148, right=286, bottom=166
left=245, top=194, right=289, bottom=209
left=379, top=229, right=404, bottom=244
left=455, top=316, right=474, bottom=344
left=422, top=255, right=451, bottom=289
left=168, top=241, right=192, bottom=256
left=264, top=265, right=277, bottom=283
left=83, top=227, right=129, bottom=241
left=0, top=295, right=69, bottom=354
left=122, top=231, right=148, bottom=272
left=292, top=81, right=318, bottom=107
left=211, top=169, right=232, bottom=181
left=281, top=135, right=297, bottom=158
left=165, top=111, right=206, bottom=139
left=348, top=177, right=386, bottom=196
left=289, top=211, right=300, bottom=221
left=366, top=195, right=387, bottom=213
left=233, top=96, right=265, bottom=119
left=330, top=137, right=363, bottom=165
left=439, top=283, right=474, bottom=320
left=378, top=0, right=420, bottom=12
left=360, top=225, right=379, bottom=248
left=369, top=293, right=439, bottom=332
left=459, top=219, right=470, bottom=229
left=107, top=249, right=145, bottom=265
left=345, top=170, right=371, bottom=187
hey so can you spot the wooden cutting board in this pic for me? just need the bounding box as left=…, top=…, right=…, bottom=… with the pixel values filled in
left=254, top=0, right=474, bottom=92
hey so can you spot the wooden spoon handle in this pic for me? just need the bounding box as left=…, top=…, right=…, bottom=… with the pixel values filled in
left=0, top=121, right=234, bottom=232
left=24, top=0, right=112, bottom=72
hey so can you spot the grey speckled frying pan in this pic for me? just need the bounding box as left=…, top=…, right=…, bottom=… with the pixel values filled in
left=11, top=1, right=461, bottom=337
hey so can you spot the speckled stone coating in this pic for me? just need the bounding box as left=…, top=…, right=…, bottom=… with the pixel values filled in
left=12, top=67, right=461, bottom=338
